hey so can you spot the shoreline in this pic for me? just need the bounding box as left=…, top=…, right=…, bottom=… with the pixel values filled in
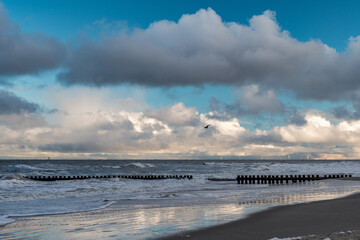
left=1, top=182, right=360, bottom=239
left=158, top=192, right=360, bottom=240
left=1, top=192, right=359, bottom=239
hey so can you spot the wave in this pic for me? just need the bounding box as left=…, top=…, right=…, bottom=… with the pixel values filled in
left=103, top=165, right=122, bottom=169
left=3, top=174, right=25, bottom=180
left=0, top=215, right=15, bottom=226
left=203, top=162, right=215, bottom=165
left=13, top=164, right=43, bottom=171
left=202, top=162, right=232, bottom=167
left=0, top=200, right=115, bottom=226
left=125, top=162, right=155, bottom=169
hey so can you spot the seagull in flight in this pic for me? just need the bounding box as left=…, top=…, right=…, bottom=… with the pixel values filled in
left=203, top=124, right=211, bottom=129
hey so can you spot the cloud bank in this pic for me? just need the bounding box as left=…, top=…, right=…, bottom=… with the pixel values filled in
left=2, top=5, right=360, bottom=103
left=0, top=89, right=359, bottom=159
left=58, top=8, right=360, bottom=101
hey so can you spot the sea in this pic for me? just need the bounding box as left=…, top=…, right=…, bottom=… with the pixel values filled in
left=1, top=159, right=360, bottom=240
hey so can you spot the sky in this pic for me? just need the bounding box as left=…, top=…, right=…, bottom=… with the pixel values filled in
left=1, top=0, right=360, bottom=159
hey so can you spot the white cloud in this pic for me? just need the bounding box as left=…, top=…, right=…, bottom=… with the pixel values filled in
left=145, top=102, right=198, bottom=126
left=278, top=112, right=360, bottom=146
left=2, top=91, right=360, bottom=159
left=0, top=100, right=360, bottom=158
left=57, top=8, right=360, bottom=102
left=200, top=112, right=245, bottom=136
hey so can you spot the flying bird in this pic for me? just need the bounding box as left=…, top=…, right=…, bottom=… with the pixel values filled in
left=204, top=124, right=211, bottom=129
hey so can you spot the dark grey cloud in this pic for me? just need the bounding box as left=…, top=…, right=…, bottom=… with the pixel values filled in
left=0, top=90, right=47, bottom=130
left=209, top=85, right=284, bottom=117
left=241, top=131, right=283, bottom=145
left=38, top=143, right=102, bottom=153
left=332, top=105, right=354, bottom=119
left=0, top=89, right=39, bottom=114
left=58, top=8, right=360, bottom=101
left=0, top=4, right=66, bottom=77
left=331, top=93, right=360, bottom=120
left=288, top=110, right=307, bottom=126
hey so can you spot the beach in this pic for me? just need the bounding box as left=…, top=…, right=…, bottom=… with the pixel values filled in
left=2, top=1, right=360, bottom=239
left=1, top=160, right=360, bottom=239
left=1, top=191, right=360, bottom=240
left=160, top=192, right=360, bottom=240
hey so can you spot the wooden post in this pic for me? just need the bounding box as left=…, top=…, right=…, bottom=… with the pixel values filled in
left=264, top=175, right=268, bottom=184
left=293, top=175, right=297, bottom=183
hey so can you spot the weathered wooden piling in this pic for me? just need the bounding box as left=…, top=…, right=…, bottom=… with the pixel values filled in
left=232, top=174, right=353, bottom=184
left=25, top=174, right=193, bottom=181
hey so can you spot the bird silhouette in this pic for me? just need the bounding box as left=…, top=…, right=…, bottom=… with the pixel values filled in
left=204, top=124, right=211, bottom=129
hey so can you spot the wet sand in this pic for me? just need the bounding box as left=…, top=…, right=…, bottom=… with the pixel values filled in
left=159, top=193, right=360, bottom=240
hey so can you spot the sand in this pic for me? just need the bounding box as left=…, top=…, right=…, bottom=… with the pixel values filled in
left=159, top=193, right=360, bottom=240
left=1, top=192, right=360, bottom=239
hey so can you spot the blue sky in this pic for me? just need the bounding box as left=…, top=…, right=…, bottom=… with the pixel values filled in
left=1, top=1, right=360, bottom=159
left=4, top=0, right=360, bottom=50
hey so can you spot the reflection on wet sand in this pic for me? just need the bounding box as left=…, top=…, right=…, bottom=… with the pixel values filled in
left=0, top=201, right=245, bottom=240
left=2, top=191, right=359, bottom=240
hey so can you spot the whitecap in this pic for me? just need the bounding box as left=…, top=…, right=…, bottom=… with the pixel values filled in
left=13, top=164, right=42, bottom=171
left=125, top=162, right=155, bottom=169
left=0, top=215, right=15, bottom=226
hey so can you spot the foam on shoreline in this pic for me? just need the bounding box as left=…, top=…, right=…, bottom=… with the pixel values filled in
left=0, top=200, right=115, bottom=227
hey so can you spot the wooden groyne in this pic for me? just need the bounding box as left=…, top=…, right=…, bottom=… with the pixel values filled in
left=208, top=174, right=353, bottom=184
left=23, top=175, right=193, bottom=181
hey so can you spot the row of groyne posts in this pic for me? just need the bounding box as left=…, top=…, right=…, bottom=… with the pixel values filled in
left=23, top=175, right=193, bottom=181
left=235, top=174, right=353, bottom=184
left=3, top=174, right=353, bottom=183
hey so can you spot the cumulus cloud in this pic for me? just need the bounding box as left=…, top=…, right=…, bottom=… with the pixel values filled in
left=58, top=8, right=360, bottom=101
left=35, top=109, right=247, bottom=156
left=0, top=4, right=65, bottom=77
left=277, top=113, right=360, bottom=145
left=1, top=96, right=360, bottom=159
left=34, top=107, right=360, bottom=159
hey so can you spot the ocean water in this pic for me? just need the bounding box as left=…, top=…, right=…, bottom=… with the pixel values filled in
left=1, top=160, right=360, bottom=239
